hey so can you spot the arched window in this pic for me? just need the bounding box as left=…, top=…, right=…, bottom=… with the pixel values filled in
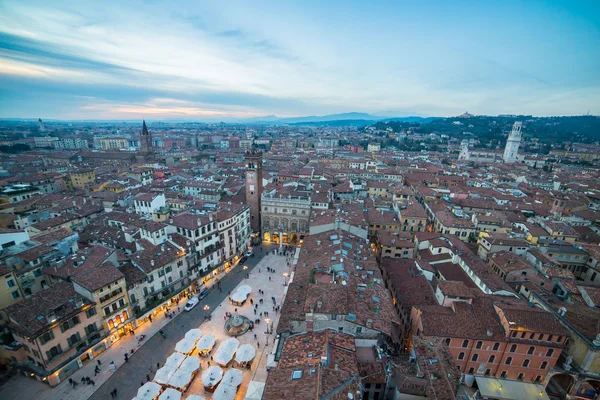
left=510, top=344, right=517, bottom=353
left=475, top=341, right=483, bottom=349
left=505, top=357, right=512, bottom=365
left=493, top=342, right=500, bottom=351
left=458, top=352, right=465, bottom=360
left=527, top=346, right=535, bottom=355
left=540, top=361, right=548, bottom=370
left=462, top=339, right=469, bottom=348
left=546, top=349, right=554, bottom=357
left=522, top=359, right=530, bottom=367
left=488, top=355, right=496, bottom=363
left=445, top=338, right=451, bottom=346
left=472, top=353, right=479, bottom=362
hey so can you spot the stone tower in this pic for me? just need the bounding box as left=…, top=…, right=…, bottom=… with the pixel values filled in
left=139, top=120, right=154, bottom=161
left=458, top=139, right=470, bottom=161
left=503, top=121, right=522, bottom=163
left=245, top=150, right=263, bottom=233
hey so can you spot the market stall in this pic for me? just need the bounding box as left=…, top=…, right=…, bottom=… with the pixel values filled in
left=178, top=355, right=201, bottom=373
left=184, top=328, right=203, bottom=342
left=234, top=343, right=256, bottom=368
left=244, top=381, right=265, bottom=400
left=167, top=368, right=194, bottom=391
left=231, top=285, right=252, bottom=305
left=157, top=387, right=182, bottom=400
left=136, top=381, right=162, bottom=400
left=154, top=363, right=179, bottom=385
left=213, top=338, right=239, bottom=366
left=200, top=365, right=223, bottom=392
left=166, top=352, right=186, bottom=368
left=196, top=334, right=216, bottom=356
left=174, top=337, right=197, bottom=355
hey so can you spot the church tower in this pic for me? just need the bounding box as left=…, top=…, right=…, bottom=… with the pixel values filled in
left=245, top=150, right=263, bottom=233
left=139, top=120, right=154, bottom=161
left=503, top=121, right=522, bottom=163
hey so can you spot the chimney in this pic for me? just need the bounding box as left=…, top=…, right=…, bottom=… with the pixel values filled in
left=151, top=260, right=155, bottom=267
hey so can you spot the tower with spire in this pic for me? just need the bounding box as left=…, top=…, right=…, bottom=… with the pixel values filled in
left=139, top=120, right=154, bottom=162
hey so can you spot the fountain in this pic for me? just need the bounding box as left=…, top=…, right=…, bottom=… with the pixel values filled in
left=224, top=314, right=251, bottom=336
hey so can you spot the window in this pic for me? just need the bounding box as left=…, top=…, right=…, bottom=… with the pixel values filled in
left=119, top=298, right=125, bottom=308
left=86, top=308, right=97, bottom=318
left=471, top=354, right=479, bottom=362
left=7, top=279, right=15, bottom=288
left=11, top=291, right=19, bottom=299
left=445, top=338, right=451, bottom=346
left=291, top=370, right=303, bottom=380
left=476, top=341, right=483, bottom=349
left=527, top=346, right=535, bottom=355
left=548, top=335, right=554, bottom=342
left=540, top=361, right=548, bottom=370
left=458, top=352, right=465, bottom=360
left=468, top=367, right=475, bottom=374
left=546, top=349, right=554, bottom=357
left=522, top=359, right=530, bottom=367
left=535, top=376, right=542, bottom=383
left=485, top=369, right=491, bottom=376
left=462, top=339, right=469, bottom=348
left=505, top=357, right=512, bottom=365
left=488, top=355, right=496, bottom=363
left=493, top=342, right=500, bottom=351
left=500, top=371, right=507, bottom=378
left=510, top=344, right=517, bottom=353
left=40, top=331, right=54, bottom=345
left=518, top=373, right=524, bottom=380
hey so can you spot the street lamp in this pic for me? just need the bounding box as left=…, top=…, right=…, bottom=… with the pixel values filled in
left=265, top=317, right=272, bottom=335
left=203, top=305, right=210, bottom=311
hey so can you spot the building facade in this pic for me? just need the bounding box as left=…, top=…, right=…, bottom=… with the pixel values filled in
left=245, top=150, right=263, bottom=233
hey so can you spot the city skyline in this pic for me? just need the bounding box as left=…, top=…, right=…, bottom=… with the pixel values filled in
left=1, top=0, right=599, bottom=120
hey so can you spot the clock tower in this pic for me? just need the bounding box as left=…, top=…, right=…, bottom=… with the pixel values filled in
left=245, top=150, right=263, bottom=234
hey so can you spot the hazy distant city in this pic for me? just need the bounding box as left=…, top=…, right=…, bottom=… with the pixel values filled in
left=0, top=1, right=599, bottom=400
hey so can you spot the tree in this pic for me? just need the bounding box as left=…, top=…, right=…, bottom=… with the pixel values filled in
left=542, top=165, right=549, bottom=172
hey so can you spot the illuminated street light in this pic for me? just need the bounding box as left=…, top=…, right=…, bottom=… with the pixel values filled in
left=203, top=305, right=210, bottom=311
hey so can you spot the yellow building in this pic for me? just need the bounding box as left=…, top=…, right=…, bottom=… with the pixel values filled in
left=70, top=169, right=95, bottom=189
left=99, top=137, right=129, bottom=150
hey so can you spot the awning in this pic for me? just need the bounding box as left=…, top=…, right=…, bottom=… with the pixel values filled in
left=136, top=381, right=162, bottom=400
left=234, top=343, right=256, bottom=363
left=178, top=355, right=200, bottom=373
left=475, top=376, right=550, bottom=400
left=167, top=369, right=193, bottom=390
left=154, top=364, right=178, bottom=385
left=222, top=368, right=243, bottom=388
left=244, top=381, right=265, bottom=400
left=212, top=383, right=238, bottom=400
left=196, top=334, right=216, bottom=352
left=174, top=337, right=196, bottom=354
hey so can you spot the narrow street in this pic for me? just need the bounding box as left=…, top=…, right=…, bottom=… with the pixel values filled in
left=88, top=243, right=279, bottom=400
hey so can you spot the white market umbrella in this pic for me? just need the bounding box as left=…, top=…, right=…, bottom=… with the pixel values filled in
left=196, top=334, right=216, bottom=352
left=179, top=355, right=201, bottom=373
left=185, top=328, right=203, bottom=342
left=212, top=383, right=238, bottom=400
left=154, top=364, right=177, bottom=385
left=222, top=368, right=243, bottom=388
left=165, top=352, right=186, bottom=368
left=213, top=338, right=239, bottom=366
left=175, top=337, right=196, bottom=354
left=234, top=343, right=256, bottom=364
left=136, top=381, right=161, bottom=400
left=186, top=396, right=206, bottom=400
left=201, top=365, right=223, bottom=387
left=231, top=291, right=248, bottom=302
left=158, top=387, right=182, bottom=400
left=167, top=368, right=193, bottom=390
left=244, top=381, right=265, bottom=400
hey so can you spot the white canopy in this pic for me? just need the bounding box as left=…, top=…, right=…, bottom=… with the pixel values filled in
left=212, top=383, right=238, bottom=400
left=475, top=376, right=550, bottom=400
left=236, top=285, right=252, bottom=296
left=184, top=328, right=203, bottom=342
left=234, top=343, right=256, bottom=363
left=185, top=396, right=206, bottom=400
left=231, top=291, right=248, bottom=303
left=136, top=381, right=162, bottom=400
left=222, top=368, right=244, bottom=388
left=165, top=352, right=186, bottom=368
left=174, top=337, right=196, bottom=354
left=196, top=333, right=216, bottom=352
left=167, top=368, right=193, bottom=390
left=244, top=381, right=266, bottom=400
left=158, top=387, right=182, bottom=400
left=200, top=365, right=223, bottom=387
left=178, top=355, right=201, bottom=373
left=154, top=364, right=178, bottom=385
left=213, top=338, right=239, bottom=366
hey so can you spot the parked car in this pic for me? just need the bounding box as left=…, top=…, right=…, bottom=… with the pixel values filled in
left=246, top=249, right=253, bottom=257
left=184, top=297, right=199, bottom=311
left=198, top=288, right=210, bottom=300
left=239, top=256, right=248, bottom=264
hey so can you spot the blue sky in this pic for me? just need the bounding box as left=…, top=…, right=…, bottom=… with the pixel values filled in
left=0, top=0, right=598, bottom=120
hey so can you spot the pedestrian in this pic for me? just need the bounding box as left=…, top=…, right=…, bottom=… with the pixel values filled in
left=90, top=379, right=95, bottom=386
left=224, top=315, right=227, bottom=321
left=149, top=314, right=153, bottom=323
left=257, top=342, right=260, bottom=348
left=124, top=353, right=129, bottom=363
left=269, top=277, right=271, bottom=281
left=259, top=269, right=261, bottom=273
left=97, top=359, right=102, bottom=366
left=147, top=374, right=151, bottom=382
left=68, top=378, right=74, bottom=387
left=81, top=377, right=86, bottom=383
left=235, top=308, right=237, bottom=313
left=94, top=365, right=100, bottom=376
left=250, top=299, right=253, bottom=305
left=157, top=362, right=160, bottom=369
left=260, top=312, right=262, bottom=317
left=254, top=334, right=257, bottom=340
left=177, top=306, right=180, bottom=313
left=141, top=382, right=144, bottom=387
left=254, top=309, right=256, bottom=315
left=208, top=360, right=211, bottom=366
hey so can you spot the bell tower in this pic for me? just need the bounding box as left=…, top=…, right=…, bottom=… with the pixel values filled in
left=245, top=150, right=263, bottom=233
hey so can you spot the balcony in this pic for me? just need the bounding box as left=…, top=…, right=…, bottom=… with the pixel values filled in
left=103, top=302, right=129, bottom=319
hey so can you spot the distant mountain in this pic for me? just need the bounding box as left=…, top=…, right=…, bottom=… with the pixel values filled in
left=238, top=112, right=436, bottom=125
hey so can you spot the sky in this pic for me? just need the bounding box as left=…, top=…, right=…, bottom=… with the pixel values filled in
left=0, top=0, right=599, bottom=121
